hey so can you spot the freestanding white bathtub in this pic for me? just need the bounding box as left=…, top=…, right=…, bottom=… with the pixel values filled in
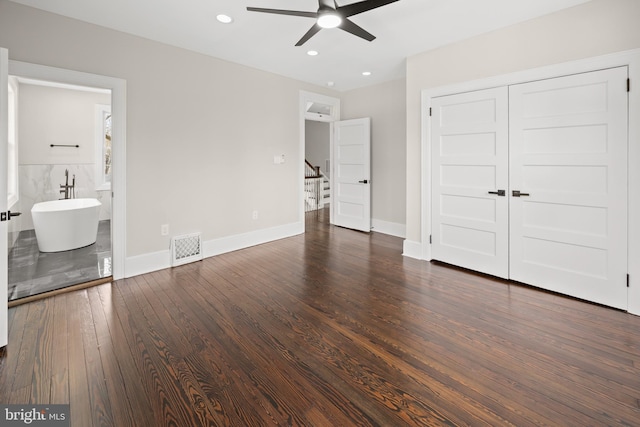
left=31, top=198, right=102, bottom=252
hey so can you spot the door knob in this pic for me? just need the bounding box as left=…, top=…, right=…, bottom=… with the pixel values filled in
left=358, top=179, right=369, bottom=184
left=488, top=190, right=506, bottom=196
left=512, top=190, right=530, bottom=197
left=0, top=211, right=21, bottom=221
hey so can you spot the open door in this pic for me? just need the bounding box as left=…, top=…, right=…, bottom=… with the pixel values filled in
left=1, top=47, right=9, bottom=348
left=333, top=118, right=371, bottom=232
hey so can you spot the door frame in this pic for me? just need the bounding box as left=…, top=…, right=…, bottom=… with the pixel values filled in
left=420, top=48, right=640, bottom=315
left=9, top=61, right=127, bottom=280
left=299, top=91, right=340, bottom=231
left=1, top=47, right=8, bottom=347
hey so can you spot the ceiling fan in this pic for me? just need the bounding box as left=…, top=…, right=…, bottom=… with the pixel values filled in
left=247, top=0, right=400, bottom=46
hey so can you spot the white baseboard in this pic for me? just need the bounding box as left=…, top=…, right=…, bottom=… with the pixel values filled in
left=371, top=219, right=406, bottom=238
left=124, top=221, right=304, bottom=278
left=402, top=239, right=424, bottom=260
left=125, top=249, right=171, bottom=278
left=203, top=222, right=303, bottom=257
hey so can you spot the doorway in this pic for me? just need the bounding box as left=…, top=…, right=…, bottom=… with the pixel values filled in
left=305, top=119, right=330, bottom=217
left=7, top=77, right=113, bottom=301
left=6, top=60, right=126, bottom=304
left=299, top=91, right=340, bottom=230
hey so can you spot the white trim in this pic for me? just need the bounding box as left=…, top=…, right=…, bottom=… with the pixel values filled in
left=9, top=60, right=127, bottom=280
left=1, top=47, right=9, bottom=348
left=15, top=76, right=110, bottom=94
left=125, top=249, right=169, bottom=278
left=203, top=222, right=302, bottom=257
left=300, top=91, right=340, bottom=229
left=371, top=219, right=406, bottom=238
left=125, top=221, right=304, bottom=278
left=419, top=88, right=433, bottom=261
left=402, top=240, right=423, bottom=259
left=94, top=104, right=111, bottom=191
left=627, top=51, right=640, bottom=316
left=419, top=48, right=640, bottom=315
left=6, top=76, right=18, bottom=208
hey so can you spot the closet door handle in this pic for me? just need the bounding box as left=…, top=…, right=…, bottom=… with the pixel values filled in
left=512, top=190, right=530, bottom=197
left=488, top=190, right=505, bottom=196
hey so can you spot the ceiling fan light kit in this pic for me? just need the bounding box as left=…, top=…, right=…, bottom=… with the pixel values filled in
left=317, top=12, right=342, bottom=28
left=247, top=0, right=400, bottom=46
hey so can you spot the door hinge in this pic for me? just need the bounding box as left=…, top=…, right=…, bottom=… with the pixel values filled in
left=628, top=78, right=630, bottom=92
left=429, top=235, right=432, bottom=244
left=627, top=274, right=630, bottom=288
left=429, top=107, right=432, bottom=117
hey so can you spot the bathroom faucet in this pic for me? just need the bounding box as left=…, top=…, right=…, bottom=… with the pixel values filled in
left=59, top=169, right=76, bottom=199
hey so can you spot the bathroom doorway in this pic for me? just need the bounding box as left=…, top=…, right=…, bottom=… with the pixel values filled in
left=6, top=77, right=113, bottom=301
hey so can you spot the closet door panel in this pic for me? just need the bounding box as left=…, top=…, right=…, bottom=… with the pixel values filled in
left=509, top=67, right=628, bottom=309
left=431, top=87, right=509, bottom=279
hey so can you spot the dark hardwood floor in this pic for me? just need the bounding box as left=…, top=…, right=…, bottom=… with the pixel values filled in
left=1, top=209, right=639, bottom=426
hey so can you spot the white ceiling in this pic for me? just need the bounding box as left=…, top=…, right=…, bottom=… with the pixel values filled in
left=9, top=0, right=590, bottom=91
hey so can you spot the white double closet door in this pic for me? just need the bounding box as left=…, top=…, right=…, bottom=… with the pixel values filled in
left=431, top=67, right=629, bottom=309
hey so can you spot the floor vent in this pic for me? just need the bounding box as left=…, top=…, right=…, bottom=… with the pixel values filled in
left=171, top=233, right=203, bottom=267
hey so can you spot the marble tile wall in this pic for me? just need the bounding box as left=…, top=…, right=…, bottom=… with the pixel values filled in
left=19, top=164, right=111, bottom=231
left=7, top=199, right=22, bottom=252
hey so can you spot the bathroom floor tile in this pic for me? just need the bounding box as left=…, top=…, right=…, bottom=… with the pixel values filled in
left=8, top=220, right=112, bottom=301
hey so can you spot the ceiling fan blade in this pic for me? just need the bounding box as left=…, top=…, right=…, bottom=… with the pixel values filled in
left=319, top=0, right=336, bottom=10
left=338, top=18, right=375, bottom=42
left=337, top=0, right=400, bottom=18
left=295, top=23, right=323, bottom=46
left=246, top=7, right=318, bottom=19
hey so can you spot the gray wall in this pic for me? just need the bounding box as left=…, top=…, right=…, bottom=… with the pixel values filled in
left=304, top=120, right=330, bottom=176
left=342, top=79, right=406, bottom=227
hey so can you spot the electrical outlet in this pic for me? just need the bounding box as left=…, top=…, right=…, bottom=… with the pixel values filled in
left=161, top=224, right=169, bottom=236
left=252, top=210, right=259, bottom=220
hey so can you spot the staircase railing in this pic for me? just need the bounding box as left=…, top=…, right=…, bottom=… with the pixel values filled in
left=320, top=171, right=330, bottom=208
left=305, top=160, right=320, bottom=178
left=305, top=160, right=322, bottom=212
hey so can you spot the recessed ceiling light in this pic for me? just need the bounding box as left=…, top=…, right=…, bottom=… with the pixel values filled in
left=327, top=82, right=335, bottom=87
left=216, top=14, right=233, bottom=24
left=362, top=71, right=372, bottom=76
left=307, top=50, right=318, bottom=56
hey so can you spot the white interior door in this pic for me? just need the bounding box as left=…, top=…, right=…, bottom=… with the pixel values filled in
left=509, top=67, right=628, bottom=309
left=0, top=48, right=9, bottom=348
left=431, top=87, right=510, bottom=278
left=333, top=118, right=371, bottom=232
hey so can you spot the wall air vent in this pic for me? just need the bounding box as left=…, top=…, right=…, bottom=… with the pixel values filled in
left=171, top=232, right=203, bottom=267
